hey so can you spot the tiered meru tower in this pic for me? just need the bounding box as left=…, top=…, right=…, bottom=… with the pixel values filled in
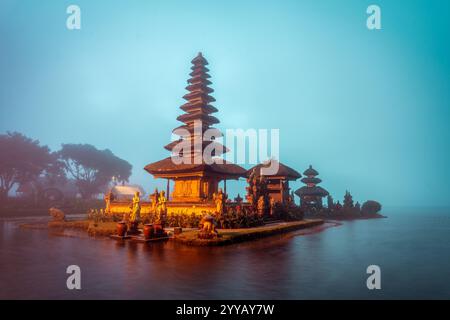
left=294, top=165, right=329, bottom=209
left=145, top=53, right=246, bottom=206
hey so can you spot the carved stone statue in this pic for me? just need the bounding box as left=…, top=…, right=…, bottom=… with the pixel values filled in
left=257, top=196, right=265, bottom=216
left=156, top=190, right=167, bottom=224
left=245, top=168, right=257, bottom=205
left=150, top=188, right=159, bottom=214
left=246, top=170, right=269, bottom=215
left=213, top=188, right=224, bottom=215
left=269, top=197, right=276, bottom=216
left=286, top=194, right=295, bottom=208
left=130, top=191, right=141, bottom=222
left=104, top=191, right=114, bottom=214
left=199, top=214, right=218, bottom=239
left=49, top=207, right=65, bottom=221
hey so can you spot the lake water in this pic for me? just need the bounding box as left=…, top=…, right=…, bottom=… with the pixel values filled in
left=1, top=207, right=449, bottom=299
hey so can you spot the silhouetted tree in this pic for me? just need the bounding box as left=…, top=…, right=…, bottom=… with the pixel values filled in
left=58, top=144, right=132, bottom=199
left=361, top=200, right=382, bottom=215
left=0, top=132, right=55, bottom=202
left=343, top=190, right=354, bottom=208
left=26, top=157, right=67, bottom=204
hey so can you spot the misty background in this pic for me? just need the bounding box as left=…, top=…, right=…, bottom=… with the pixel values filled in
left=0, top=0, right=449, bottom=207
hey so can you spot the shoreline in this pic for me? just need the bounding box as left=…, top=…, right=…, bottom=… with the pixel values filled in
left=306, top=213, right=386, bottom=221
left=19, top=217, right=326, bottom=246
left=173, top=219, right=324, bottom=246
left=15, top=212, right=385, bottom=246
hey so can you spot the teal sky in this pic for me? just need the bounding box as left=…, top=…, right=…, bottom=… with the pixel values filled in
left=0, top=0, right=449, bottom=206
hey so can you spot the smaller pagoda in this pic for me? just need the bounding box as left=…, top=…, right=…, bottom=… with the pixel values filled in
left=247, top=160, right=301, bottom=205
left=295, top=165, right=329, bottom=209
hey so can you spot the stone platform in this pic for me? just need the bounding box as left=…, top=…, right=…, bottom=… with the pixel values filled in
left=129, top=235, right=171, bottom=243
left=109, top=235, right=132, bottom=241
left=174, top=219, right=324, bottom=246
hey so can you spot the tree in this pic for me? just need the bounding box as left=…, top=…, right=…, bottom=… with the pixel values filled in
left=0, top=132, right=55, bottom=202
left=361, top=200, right=382, bottom=215
left=58, top=144, right=132, bottom=199
left=26, top=153, right=67, bottom=204
left=343, top=190, right=354, bottom=208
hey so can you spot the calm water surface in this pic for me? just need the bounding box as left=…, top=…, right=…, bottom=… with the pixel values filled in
left=1, top=207, right=449, bottom=299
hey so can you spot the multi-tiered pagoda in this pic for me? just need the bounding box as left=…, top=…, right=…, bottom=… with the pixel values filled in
left=145, top=53, right=246, bottom=213
left=295, top=165, right=329, bottom=209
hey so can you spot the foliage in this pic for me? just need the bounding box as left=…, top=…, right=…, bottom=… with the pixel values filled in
left=141, top=211, right=202, bottom=228
left=0, top=132, right=56, bottom=202
left=58, top=144, right=132, bottom=199
left=361, top=200, right=382, bottom=215
left=217, top=207, right=265, bottom=229
left=101, top=202, right=305, bottom=230
left=88, top=208, right=121, bottom=223
left=283, top=206, right=305, bottom=221
left=267, top=202, right=304, bottom=221
left=343, top=191, right=354, bottom=208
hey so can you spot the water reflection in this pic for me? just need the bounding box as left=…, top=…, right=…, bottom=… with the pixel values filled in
left=1, top=209, right=450, bottom=299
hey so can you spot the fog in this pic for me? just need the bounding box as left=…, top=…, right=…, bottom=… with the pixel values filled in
left=1, top=0, right=449, bottom=206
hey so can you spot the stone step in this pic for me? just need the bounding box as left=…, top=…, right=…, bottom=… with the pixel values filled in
left=265, top=219, right=284, bottom=225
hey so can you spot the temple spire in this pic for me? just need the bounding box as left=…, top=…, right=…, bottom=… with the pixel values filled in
left=164, top=53, right=227, bottom=160
left=144, top=53, right=247, bottom=204
left=295, top=165, right=329, bottom=209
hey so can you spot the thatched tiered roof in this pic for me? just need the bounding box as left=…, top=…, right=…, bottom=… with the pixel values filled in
left=247, top=160, right=301, bottom=180
left=295, top=165, right=329, bottom=198
left=145, top=53, right=246, bottom=179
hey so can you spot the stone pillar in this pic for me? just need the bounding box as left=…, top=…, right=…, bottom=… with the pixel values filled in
left=166, top=179, right=170, bottom=201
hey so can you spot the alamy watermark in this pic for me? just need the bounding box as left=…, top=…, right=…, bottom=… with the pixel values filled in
left=66, top=5, right=81, bottom=30
left=367, top=5, right=381, bottom=30
left=366, top=265, right=381, bottom=290
left=66, top=265, right=81, bottom=290
left=169, top=121, right=280, bottom=175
